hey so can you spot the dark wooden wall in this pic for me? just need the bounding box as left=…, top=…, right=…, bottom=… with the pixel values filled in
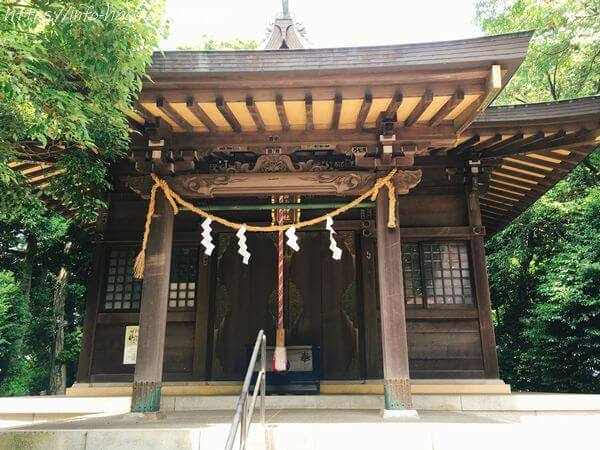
left=79, top=177, right=494, bottom=382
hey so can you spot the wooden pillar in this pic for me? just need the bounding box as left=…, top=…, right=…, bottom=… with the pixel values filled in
left=467, top=184, right=500, bottom=378
left=76, top=242, right=105, bottom=383
left=376, top=190, right=414, bottom=415
left=131, top=192, right=174, bottom=412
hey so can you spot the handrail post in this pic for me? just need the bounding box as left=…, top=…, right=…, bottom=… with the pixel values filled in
left=224, top=330, right=266, bottom=450
left=261, top=334, right=266, bottom=427
left=240, top=403, right=246, bottom=450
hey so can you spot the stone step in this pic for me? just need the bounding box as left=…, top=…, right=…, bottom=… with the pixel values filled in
left=2, top=409, right=600, bottom=450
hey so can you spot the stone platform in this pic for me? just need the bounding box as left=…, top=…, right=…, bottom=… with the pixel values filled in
left=3, top=391, right=600, bottom=428
left=65, top=379, right=512, bottom=397
left=2, top=407, right=600, bottom=450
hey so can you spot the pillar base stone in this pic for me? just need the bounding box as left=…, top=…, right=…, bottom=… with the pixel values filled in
left=382, top=409, right=419, bottom=420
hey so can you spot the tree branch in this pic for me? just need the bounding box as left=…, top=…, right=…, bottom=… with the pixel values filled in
left=574, top=46, right=600, bottom=95
left=546, top=70, right=558, bottom=100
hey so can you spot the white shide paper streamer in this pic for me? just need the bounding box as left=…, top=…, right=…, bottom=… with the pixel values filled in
left=285, top=226, right=300, bottom=252
left=325, top=216, right=342, bottom=260
left=236, top=225, right=251, bottom=264
left=200, top=218, right=215, bottom=256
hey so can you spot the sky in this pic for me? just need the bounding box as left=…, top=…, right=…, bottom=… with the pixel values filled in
left=161, top=0, right=482, bottom=50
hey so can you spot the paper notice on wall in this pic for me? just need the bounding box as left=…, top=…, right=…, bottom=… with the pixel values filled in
left=123, top=325, right=139, bottom=365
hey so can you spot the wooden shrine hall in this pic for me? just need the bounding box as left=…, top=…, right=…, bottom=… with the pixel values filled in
left=14, top=4, right=600, bottom=415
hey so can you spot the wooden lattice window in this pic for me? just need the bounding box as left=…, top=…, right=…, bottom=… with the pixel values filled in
left=402, top=243, right=424, bottom=305
left=402, top=241, right=474, bottom=306
left=168, top=246, right=199, bottom=310
left=102, top=248, right=142, bottom=311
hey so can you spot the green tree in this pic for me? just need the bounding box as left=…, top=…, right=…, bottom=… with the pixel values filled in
left=0, top=270, right=29, bottom=394
left=0, top=0, right=167, bottom=395
left=176, top=35, right=259, bottom=51
left=476, top=0, right=600, bottom=103
left=0, top=0, right=167, bottom=223
left=475, top=0, right=600, bottom=392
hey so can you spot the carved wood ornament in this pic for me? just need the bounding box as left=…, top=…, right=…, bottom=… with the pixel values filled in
left=125, top=169, right=422, bottom=199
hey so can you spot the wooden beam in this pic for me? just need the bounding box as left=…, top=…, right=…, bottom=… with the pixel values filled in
left=484, top=191, right=525, bottom=204
left=488, top=181, right=539, bottom=197
left=404, top=89, right=433, bottom=127
left=156, top=97, right=193, bottom=131
left=275, top=94, right=290, bottom=132
left=169, top=126, right=457, bottom=148
left=501, top=157, right=558, bottom=175
left=479, top=207, right=506, bottom=218
left=480, top=196, right=517, bottom=208
left=515, top=130, right=565, bottom=152
left=131, top=191, right=174, bottom=413
left=447, top=135, right=480, bottom=156
left=521, top=129, right=594, bottom=153
left=455, top=64, right=502, bottom=134
left=455, top=133, right=502, bottom=158
left=356, top=93, right=373, bottom=130
left=185, top=97, right=217, bottom=133
left=471, top=133, right=503, bottom=153
left=245, top=96, right=266, bottom=132
left=134, top=103, right=158, bottom=126
left=483, top=131, right=545, bottom=159
left=479, top=201, right=510, bottom=212
left=330, top=93, right=343, bottom=130
left=376, top=191, right=413, bottom=413
left=384, top=91, right=403, bottom=119
left=216, top=96, right=242, bottom=132
left=483, top=133, right=524, bottom=155
left=428, top=89, right=464, bottom=127
left=506, top=154, right=569, bottom=173
left=305, top=94, right=314, bottom=131
left=493, top=168, right=551, bottom=186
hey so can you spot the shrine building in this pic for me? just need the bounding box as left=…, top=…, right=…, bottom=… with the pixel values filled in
left=12, top=2, right=600, bottom=416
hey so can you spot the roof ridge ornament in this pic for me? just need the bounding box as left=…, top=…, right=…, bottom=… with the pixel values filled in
left=282, top=0, right=290, bottom=18
left=264, top=0, right=305, bottom=50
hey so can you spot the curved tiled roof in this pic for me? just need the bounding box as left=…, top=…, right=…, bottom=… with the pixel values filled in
left=476, top=96, right=600, bottom=123
left=149, top=31, right=533, bottom=75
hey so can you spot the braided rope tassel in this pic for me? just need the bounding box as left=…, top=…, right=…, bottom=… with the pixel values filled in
left=274, top=220, right=287, bottom=371
left=385, top=180, right=397, bottom=229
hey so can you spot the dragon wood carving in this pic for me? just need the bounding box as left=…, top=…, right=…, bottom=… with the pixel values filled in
left=221, top=154, right=328, bottom=173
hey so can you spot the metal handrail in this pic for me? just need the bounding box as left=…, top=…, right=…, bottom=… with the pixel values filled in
left=225, top=329, right=267, bottom=450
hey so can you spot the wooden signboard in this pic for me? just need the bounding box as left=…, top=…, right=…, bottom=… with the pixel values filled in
left=123, top=325, right=139, bottom=365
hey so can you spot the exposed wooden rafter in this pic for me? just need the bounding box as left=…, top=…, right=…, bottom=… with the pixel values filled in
left=305, top=94, right=314, bottom=131
left=454, top=65, right=502, bottom=134
left=484, top=131, right=545, bottom=158
left=185, top=97, right=217, bottom=133
left=330, top=93, right=343, bottom=130
left=428, top=89, right=465, bottom=127
left=276, top=94, right=290, bottom=132
left=156, top=97, right=193, bottom=132
left=404, top=90, right=433, bottom=127
left=216, top=96, right=242, bottom=132
left=356, top=93, right=373, bottom=130
left=245, top=96, right=266, bottom=132
left=384, top=91, right=404, bottom=119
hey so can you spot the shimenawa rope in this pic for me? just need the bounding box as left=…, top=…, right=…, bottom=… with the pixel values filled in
left=133, top=169, right=398, bottom=278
